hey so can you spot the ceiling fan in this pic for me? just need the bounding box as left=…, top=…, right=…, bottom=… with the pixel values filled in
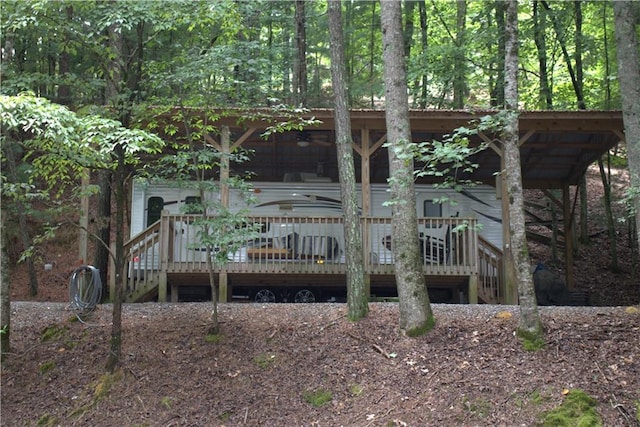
left=296, top=131, right=332, bottom=147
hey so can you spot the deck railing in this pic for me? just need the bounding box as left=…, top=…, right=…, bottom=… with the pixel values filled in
left=477, top=236, right=503, bottom=304
left=119, top=213, right=500, bottom=302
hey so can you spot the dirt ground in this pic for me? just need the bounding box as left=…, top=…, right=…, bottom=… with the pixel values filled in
left=2, top=166, right=639, bottom=426
left=2, top=302, right=639, bottom=427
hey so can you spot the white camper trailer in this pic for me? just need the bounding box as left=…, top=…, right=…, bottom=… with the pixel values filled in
left=127, top=177, right=503, bottom=303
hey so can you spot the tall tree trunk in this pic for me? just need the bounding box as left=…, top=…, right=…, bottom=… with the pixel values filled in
left=106, top=146, right=126, bottom=372
left=533, top=1, right=552, bottom=109
left=613, top=1, right=640, bottom=259
left=403, top=0, right=417, bottom=58
left=368, top=2, right=378, bottom=108
left=453, top=0, right=467, bottom=109
left=1, top=207, right=10, bottom=362
left=5, top=143, right=38, bottom=297
left=418, top=1, right=428, bottom=108
left=491, top=0, right=505, bottom=107
left=328, top=0, right=368, bottom=321
left=541, top=1, right=585, bottom=110
left=57, top=5, right=74, bottom=106
left=93, top=170, right=111, bottom=296
left=293, top=0, right=307, bottom=106
left=504, top=0, right=542, bottom=339
left=380, top=0, right=434, bottom=336
left=104, top=10, right=126, bottom=372
left=574, top=1, right=589, bottom=246
left=601, top=2, right=612, bottom=109
left=598, top=157, right=619, bottom=272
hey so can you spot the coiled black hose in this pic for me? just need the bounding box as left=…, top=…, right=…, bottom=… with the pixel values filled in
left=69, top=265, right=102, bottom=319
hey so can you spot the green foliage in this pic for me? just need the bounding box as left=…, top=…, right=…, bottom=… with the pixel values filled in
left=253, top=353, right=276, bottom=369
left=303, top=389, right=333, bottom=407
left=0, top=0, right=628, bottom=110
left=205, top=333, right=222, bottom=344
left=1, top=93, right=163, bottom=268
left=38, top=360, right=56, bottom=375
left=517, top=327, right=546, bottom=351
left=463, top=396, right=492, bottom=419
left=40, top=324, right=66, bottom=342
left=36, top=414, right=58, bottom=427
left=541, top=389, right=602, bottom=427
left=405, top=314, right=436, bottom=337
left=349, top=384, right=364, bottom=397
left=159, top=396, right=172, bottom=409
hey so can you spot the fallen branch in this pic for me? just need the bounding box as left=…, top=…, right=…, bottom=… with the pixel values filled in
left=372, top=343, right=394, bottom=359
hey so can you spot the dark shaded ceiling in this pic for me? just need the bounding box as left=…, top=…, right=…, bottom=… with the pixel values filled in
left=159, top=109, right=624, bottom=190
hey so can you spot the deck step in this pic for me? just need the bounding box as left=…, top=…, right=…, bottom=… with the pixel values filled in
left=125, top=277, right=160, bottom=303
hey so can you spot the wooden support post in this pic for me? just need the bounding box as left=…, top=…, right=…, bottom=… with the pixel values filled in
left=563, top=185, right=575, bottom=290
left=218, top=272, right=228, bottom=302
left=158, top=210, right=170, bottom=302
left=468, top=274, right=478, bottom=304
left=171, top=284, right=179, bottom=303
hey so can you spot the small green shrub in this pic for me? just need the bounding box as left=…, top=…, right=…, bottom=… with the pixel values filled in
left=37, top=414, right=58, bottom=426
left=349, top=384, right=364, bottom=397
left=205, top=333, right=222, bottom=343
left=303, top=389, right=333, bottom=407
left=541, top=389, right=602, bottom=427
left=253, top=353, right=276, bottom=369
left=517, top=328, right=545, bottom=351
left=463, top=397, right=491, bottom=418
left=219, top=411, right=233, bottom=422
left=40, top=324, right=66, bottom=342
left=39, top=361, right=56, bottom=375
left=160, top=396, right=172, bottom=409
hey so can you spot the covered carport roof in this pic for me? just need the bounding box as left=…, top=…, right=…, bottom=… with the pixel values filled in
left=157, top=108, right=624, bottom=189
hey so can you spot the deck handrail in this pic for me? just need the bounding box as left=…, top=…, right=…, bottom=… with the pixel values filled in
left=120, top=213, right=502, bottom=303
left=477, top=235, right=504, bottom=304
left=116, top=220, right=163, bottom=300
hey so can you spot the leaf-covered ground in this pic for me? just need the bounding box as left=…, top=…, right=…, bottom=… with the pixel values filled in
left=2, top=302, right=639, bottom=426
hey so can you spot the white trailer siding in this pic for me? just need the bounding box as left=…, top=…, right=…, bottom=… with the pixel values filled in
left=130, top=180, right=503, bottom=250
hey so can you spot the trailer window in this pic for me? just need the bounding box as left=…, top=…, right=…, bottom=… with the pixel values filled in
left=147, top=197, right=164, bottom=226
left=423, top=200, right=442, bottom=217
left=185, top=196, right=203, bottom=214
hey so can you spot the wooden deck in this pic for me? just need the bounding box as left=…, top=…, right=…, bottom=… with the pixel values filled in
left=113, top=213, right=504, bottom=304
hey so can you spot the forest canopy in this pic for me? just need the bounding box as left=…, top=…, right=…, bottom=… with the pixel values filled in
left=0, top=0, right=627, bottom=112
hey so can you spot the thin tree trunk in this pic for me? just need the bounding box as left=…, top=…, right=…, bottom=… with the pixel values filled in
left=533, top=1, right=552, bottom=109
left=491, top=0, right=505, bottom=107
left=598, top=157, right=619, bottom=271
left=369, top=2, right=377, bottom=108
left=1, top=208, right=10, bottom=362
left=105, top=12, right=126, bottom=372
left=328, top=0, right=368, bottom=321
left=380, top=0, right=434, bottom=336
left=453, top=0, right=467, bottom=109
left=106, top=146, right=126, bottom=372
left=418, top=1, right=428, bottom=108
left=550, top=197, right=559, bottom=264
left=574, top=1, right=589, bottom=247
left=541, top=1, right=585, bottom=110
left=93, top=170, right=111, bottom=296
left=5, top=143, right=38, bottom=297
left=294, top=0, right=307, bottom=106
left=504, top=0, right=542, bottom=338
